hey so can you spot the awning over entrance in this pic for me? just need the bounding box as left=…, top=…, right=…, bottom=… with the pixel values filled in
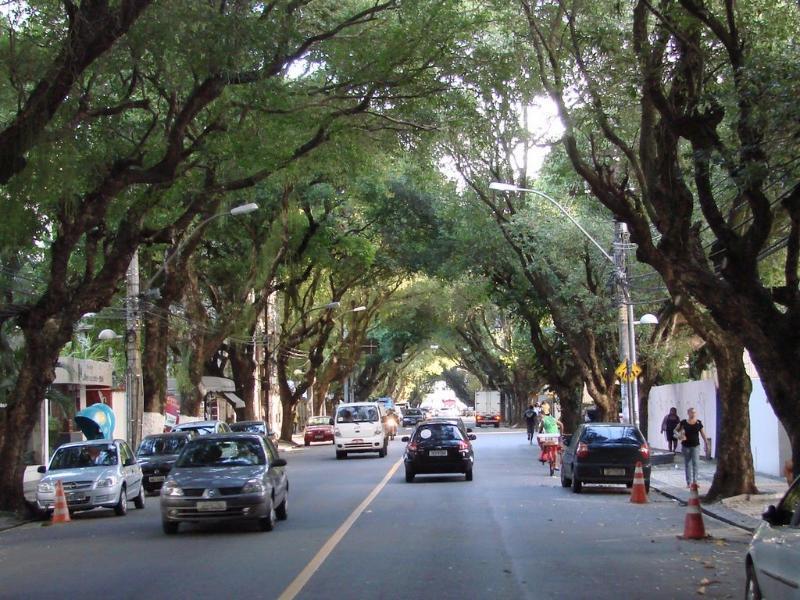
left=224, top=392, right=245, bottom=409
left=202, top=376, right=236, bottom=393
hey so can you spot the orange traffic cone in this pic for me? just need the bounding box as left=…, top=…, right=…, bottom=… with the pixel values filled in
left=630, top=461, right=648, bottom=504
left=680, top=483, right=706, bottom=539
left=51, top=480, right=71, bottom=524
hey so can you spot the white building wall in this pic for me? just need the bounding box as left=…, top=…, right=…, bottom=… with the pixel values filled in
left=647, top=379, right=717, bottom=457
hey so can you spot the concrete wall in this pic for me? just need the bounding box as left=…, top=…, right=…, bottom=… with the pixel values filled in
left=647, top=376, right=789, bottom=477
left=111, top=390, right=127, bottom=442
left=142, top=412, right=165, bottom=438
left=748, top=378, right=791, bottom=476
left=647, top=379, right=718, bottom=457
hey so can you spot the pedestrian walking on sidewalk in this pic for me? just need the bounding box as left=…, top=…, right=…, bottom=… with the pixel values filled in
left=524, top=404, right=538, bottom=444
left=675, top=407, right=710, bottom=487
left=660, top=407, right=681, bottom=452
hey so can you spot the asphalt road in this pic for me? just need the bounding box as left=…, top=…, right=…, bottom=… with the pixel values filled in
left=0, top=425, right=752, bottom=599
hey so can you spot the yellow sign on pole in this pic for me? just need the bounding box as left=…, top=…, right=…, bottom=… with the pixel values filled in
left=615, top=362, right=642, bottom=382
left=615, top=363, right=628, bottom=380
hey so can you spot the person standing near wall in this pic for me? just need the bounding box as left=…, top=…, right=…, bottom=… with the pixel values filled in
left=660, top=407, right=681, bottom=453
left=674, top=407, right=710, bottom=488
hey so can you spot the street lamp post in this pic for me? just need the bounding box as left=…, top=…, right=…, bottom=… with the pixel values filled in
left=489, top=181, right=654, bottom=426
left=144, top=202, right=259, bottom=293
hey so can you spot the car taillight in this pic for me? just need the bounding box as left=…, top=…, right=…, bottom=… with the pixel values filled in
left=408, top=441, right=418, bottom=452
left=577, top=442, right=589, bottom=459
left=640, top=443, right=650, bottom=459
left=458, top=441, right=470, bottom=451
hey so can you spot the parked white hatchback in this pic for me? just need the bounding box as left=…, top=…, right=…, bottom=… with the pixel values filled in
left=745, top=475, right=800, bottom=599
left=36, top=439, right=145, bottom=517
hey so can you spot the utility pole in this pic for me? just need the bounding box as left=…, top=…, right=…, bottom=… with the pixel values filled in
left=615, top=222, right=630, bottom=424
left=126, top=251, right=144, bottom=449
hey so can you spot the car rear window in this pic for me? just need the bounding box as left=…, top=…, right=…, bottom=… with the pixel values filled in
left=307, top=417, right=330, bottom=426
left=176, top=439, right=265, bottom=467
left=581, top=426, right=642, bottom=445
left=406, top=409, right=422, bottom=415
left=413, top=424, right=464, bottom=442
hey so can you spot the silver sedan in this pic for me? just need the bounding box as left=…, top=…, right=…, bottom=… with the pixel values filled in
left=36, top=439, right=144, bottom=516
left=160, top=433, right=288, bottom=534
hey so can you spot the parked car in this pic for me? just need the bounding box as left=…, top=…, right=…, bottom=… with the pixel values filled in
left=560, top=423, right=651, bottom=493
left=172, top=420, right=232, bottom=436
left=36, top=439, right=145, bottom=516
left=402, top=408, right=425, bottom=427
left=136, top=432, right=195, bottom=494
left=402, top=421, right=476, bottom=483
left=333, top=402, right=388, bottom=459
left=230, top=420, right=276, bottom=441
left=160, top=433, right=288, bottom=534
left=304, top=415, right=334, bottom=446
left=745, top=475, right=800, bottom=599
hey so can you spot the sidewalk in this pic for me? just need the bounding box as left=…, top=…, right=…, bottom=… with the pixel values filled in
left=650, top=453, right=788, bottom=532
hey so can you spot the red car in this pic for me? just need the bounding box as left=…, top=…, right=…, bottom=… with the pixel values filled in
left=304, top=415, right=335, bottom=446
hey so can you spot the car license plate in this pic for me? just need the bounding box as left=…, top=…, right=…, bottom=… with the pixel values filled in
left=604, top=468, right=626, bottom=476
left=352, top=438, right=363, bottom=443
left=67, top=493, right=86, bottom=502
left=315, top=435, right=324, bottom=439
left=148, top=476, right=165, bottom=482
left=196, top=501, right=227, bottom=512
left=429, top=450, right=448, bottom=457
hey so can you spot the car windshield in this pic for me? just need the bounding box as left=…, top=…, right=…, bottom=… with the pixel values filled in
left=230, top=422, right=265, bottom=434
left=178, top=425, right=215, bottom=435
left=337, top=406, right=379, bottom=423
left=414, top=424, right=463, bottom=442
left=137, top=436, right=188, bottom=456
left=406, top=409, right=422, bottom=416
left=176, top=439, right=265, bottom=467
left=50, top=444, right=118, bottom=470
left=582, top=426, right=642, bottom=445
left=307, top=417, right=330, bottom=426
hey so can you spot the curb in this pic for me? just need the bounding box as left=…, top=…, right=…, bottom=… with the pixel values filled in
left=650, top=482, right=758, bottom=533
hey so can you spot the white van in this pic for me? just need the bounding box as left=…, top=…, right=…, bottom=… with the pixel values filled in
left=333, top=402, right=388, bottom=459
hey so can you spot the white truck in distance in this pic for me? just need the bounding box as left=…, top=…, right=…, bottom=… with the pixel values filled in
left=475, top=390, right=501, bottom=428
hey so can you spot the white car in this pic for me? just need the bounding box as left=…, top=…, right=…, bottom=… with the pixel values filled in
left=333, top=402, right=388, bottom=459
left=745, top=475, right=800, bottom=599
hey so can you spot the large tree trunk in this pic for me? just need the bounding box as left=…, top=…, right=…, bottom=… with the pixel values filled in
left=229, top=343, right=257, bottom=420
left=705, top=339, right=758, bottom=502
left=142, top=305, right=169, bottom=413
left=0, top=320, right=73, bottom=510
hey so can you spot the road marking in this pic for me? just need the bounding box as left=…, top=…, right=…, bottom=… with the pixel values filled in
left=277, top=457, right=403, bottom=600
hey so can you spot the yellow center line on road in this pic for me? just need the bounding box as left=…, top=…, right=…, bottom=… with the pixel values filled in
left=277, top=457, right=403, bottom=600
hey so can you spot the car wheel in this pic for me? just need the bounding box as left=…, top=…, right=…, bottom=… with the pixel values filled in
left=276, top=492, right=288, bottom=521
left=494, top=423, right=499, bottom=428
left=405, top=468, right=415, bottom=483
left=465, top=469, right=473, bottom=482
left=133, top=486, right=145, bottom=509
left=304, top=441, right=310, bottom=447
left=336, top=451, right=347, bottom=460
left=571, top=475, right=582, bottom=494
left=162, top=520, right=179, bottom=535
left=745, top=562, right=762, bottom=600
left=645, top=479, right=651, bottom=494
left=259, top=500, right=276, bottom=532
left=114, top=486, right=128, bottom=516
left=378, top=446, right=387, bottom=458
left=561, top=468, right=571, bottom=488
